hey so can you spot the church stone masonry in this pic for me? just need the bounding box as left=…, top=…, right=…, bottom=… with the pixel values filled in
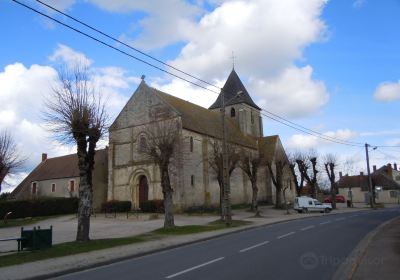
left=108, top=69, right=296, bottom=210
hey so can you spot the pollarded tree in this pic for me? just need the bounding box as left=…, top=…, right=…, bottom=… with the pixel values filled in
left=288, top=152, right=305, bottom=196
left=0, top=131, right=25, bottom=192
left=266, top=152, right=289, bottom=209
left=296, top=150, right=319, bottom=198
left=324, top=153, right=338, bottom=209
left=144, top=118, right=180, bottom=228
left=239, top=150, right=261, bottom=212
left=44, top=66, right=108, bottom=242
left=209, top=141, right=239, bottom=220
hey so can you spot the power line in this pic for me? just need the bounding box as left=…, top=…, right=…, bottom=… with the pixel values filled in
left=261, top=109, right=365, bottom=146
left=12, top=0, right=400, bottom=149
left=260, top=112, right=363, bottom=147
left=11, top=0, right=220, bottom=95
left=34, top=0, right=221, bottom=91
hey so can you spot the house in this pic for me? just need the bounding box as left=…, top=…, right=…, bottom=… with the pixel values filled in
left=337, top=163, right=400, bottom=204
left=108, top=69, right=296, bottom=209
left=11, top=149, right=108, bottom=211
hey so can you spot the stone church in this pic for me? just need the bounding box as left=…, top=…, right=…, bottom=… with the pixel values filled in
left=107, top=69, right=296, bottom=209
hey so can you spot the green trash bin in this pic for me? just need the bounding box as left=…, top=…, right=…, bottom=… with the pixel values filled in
left=21, top=226, right=52, bottom=250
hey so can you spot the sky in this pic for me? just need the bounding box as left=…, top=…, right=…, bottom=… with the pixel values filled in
left=1, top=0, right=400, bottom=192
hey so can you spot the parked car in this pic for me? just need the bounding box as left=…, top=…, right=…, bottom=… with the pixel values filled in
left=294, top=196, right=332, bottom=213
left=324, top=195, right=346, bottom=203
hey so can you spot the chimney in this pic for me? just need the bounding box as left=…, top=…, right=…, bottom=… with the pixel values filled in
left=373, top=165, right=376, bottom=172
left=42, top=153, right=47, bottom=162
left=339, top=172, right=343, bottom=178
left=394, top=163, right=397, bottom=171
left=360, top=171, right=364, bottom=176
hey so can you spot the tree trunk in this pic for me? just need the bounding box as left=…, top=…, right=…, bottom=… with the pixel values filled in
left=250, top=180, right=258, bottom=212
left=330, top=184, right=337, bottom=209
left=160, top=166, right=175, bottom=228
left=275, top=187, right=282, bottom=209
left=76, top=137, right=92, bottom=242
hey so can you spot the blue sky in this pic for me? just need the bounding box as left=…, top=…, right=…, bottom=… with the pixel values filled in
left=1, top=0, right=400, bottom=192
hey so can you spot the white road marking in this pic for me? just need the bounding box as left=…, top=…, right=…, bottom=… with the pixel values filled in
left=319, top=221, right=331, bottom=225
left=300, top=225, right=315, bottom=231
left=335, top=217, right=346, bottom=221
left=165, top=257, right=225, bottom=279
left=239, top=241, right=270, bottom=253
left=277, top=232, right=295, bottom=239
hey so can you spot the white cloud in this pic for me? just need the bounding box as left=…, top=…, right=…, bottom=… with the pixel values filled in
left=287, top=129, right=359, bottom=149
left=252, top=65, right=329, bottom=117
left=373, top=81, right=400, bottom=102
left=39, top=0, right=76, bottom=12
left=0, top=45, right=139, bottom=192
left=353, top=0, right=365, bottom=8
left=49, top=44, right=92, bottom=68
left=90, top=0, right=202, bottom=50
left=89, top=0, right=329, bottom=117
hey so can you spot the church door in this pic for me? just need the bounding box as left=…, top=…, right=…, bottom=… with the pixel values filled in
left=139, top=175, right=149, bottom=204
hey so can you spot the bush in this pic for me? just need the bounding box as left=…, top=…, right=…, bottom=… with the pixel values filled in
left=0, top=197, right=79, bottom=219
left=101, top=200, right=132, bottom=212
left=140, top=200, right=164, bottom=213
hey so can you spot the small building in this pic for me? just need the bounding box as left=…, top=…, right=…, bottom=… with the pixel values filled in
left=11, top=149, right=108, bottom=211
left=337, top=163, right=400, bottom=204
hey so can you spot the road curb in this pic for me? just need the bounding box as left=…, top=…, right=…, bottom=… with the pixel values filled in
left=6, top=208, right=371, bottom=280
left=332, top=215, right=400, bottom=280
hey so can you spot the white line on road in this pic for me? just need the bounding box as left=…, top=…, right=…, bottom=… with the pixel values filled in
left=300, top=225, right=315, bottom=231
left=239, top=241, right=270, bottom=253
left=319, top=221, right=331, bottom=225
left=165, top=257, right=225, bottom=279
left=277, top=232, right=295, bottom=239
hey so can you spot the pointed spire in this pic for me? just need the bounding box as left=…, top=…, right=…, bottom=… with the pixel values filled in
left=209, top=69, right=261, bottom=110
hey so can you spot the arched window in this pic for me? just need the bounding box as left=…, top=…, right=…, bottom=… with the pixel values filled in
left=138, top=135, right=147, bottom=153
left=251, top=111, right=254, bottom=124
left=190, top=136, right=194, bottom=152
left=230, top=108, right=236, bottom=118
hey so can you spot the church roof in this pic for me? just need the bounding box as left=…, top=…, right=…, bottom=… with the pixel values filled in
left=11, top=149, right=107, bottom=198
left=148, top=84, right=258, bottom=149
left=209, top=69, right=261, bottom=110
left=258, top=135, right=279, bottom=161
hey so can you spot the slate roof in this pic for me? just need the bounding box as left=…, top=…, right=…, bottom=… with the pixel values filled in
left=209, top=69, right=261, bottom=110
left=258, top=135, right=279, bottom=161
left=151, top=85, right=258, bottom=149
left=11, top=149, right=107, bottom=198
left=337, top=172, right=400, bottom=191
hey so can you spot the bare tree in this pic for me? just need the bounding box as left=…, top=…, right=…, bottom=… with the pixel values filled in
left=266, top=152, right=288, bottom=209
left=239, top=149, right=261, bottom=212
left=296, top=151, right=319, bottom=198
left=209, top=141, right=239, bottom=220
left=144, top=118, right=180, bottom=228
left=0, top=131, right=25, bottom=192
left=288, top=152, right=304, bottom=196
left=324, top=153, right=338, bottom=209
left=44, top=66, right=108, bottom=242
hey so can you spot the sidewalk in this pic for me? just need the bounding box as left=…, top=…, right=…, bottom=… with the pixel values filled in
left=0, top=204, right=370, bottom=280
left=352, top=216, right=400, bottom=280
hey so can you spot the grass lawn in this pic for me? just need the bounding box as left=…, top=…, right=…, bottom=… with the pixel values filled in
left=0, top=219, right=251, bottom=268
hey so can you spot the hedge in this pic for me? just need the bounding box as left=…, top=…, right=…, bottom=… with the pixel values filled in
left=140, top=200, right=164, bottom=213
left=101, top=200, right=132, bottom=213
left=0, top=197, right=79, bottom=219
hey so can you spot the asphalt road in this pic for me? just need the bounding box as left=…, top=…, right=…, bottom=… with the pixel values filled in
left=53, top=208, right=400, bottom=280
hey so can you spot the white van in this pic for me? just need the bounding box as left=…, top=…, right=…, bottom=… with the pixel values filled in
left=294, top=196, right=332, bottom=213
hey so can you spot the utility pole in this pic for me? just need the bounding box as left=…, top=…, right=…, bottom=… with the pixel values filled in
left=221, top=89, right=232, bottom=226
left=365, top=143, right=375, bottom=209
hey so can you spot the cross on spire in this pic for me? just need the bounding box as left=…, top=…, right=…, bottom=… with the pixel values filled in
left=231, top=51, right=236, bottom=70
